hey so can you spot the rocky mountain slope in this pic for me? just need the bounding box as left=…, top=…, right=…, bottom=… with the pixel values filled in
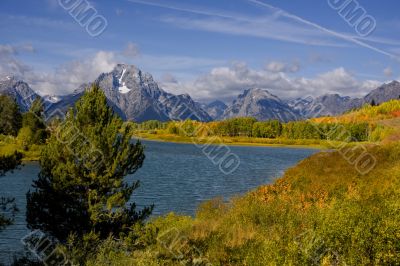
left=202, top=100, right=228, bottom=120
left=0, top=76, right=40, bottom=112
left=364, top=80, right=400, bottom=104
left=290, top=81, right=400, bottom=118
left=222, top=88, right=300, bottom=122
left=288, top=94, right=362, bottom=118
left=45, top=64, right=212, bottom=122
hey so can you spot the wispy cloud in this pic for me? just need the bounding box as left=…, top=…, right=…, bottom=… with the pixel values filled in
left=247, top=0, right=400, bottom=60
left=0, top=14, right=76, bottom=31
left=383, top=67, right=393, bottom=77
left=126, top=0, right=240, bottom=20
left=128, top=0, right=346, bottom=47
left=161, top=16, right=346, bottom=47
left=134, top=54, right=225, bottom=73
left=127, top=0, right=400, bottom=60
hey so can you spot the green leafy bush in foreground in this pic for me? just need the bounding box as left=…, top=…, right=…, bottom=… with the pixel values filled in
left=66, top=142, right=400, bottom=265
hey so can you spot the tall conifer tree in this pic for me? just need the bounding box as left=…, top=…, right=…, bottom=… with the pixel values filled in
left=26, top=85, right=152, bottom=242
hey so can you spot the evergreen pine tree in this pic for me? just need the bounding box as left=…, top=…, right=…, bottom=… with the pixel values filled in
left=21, top=98, right=48, bottom=144
left=26, top=85, right=152, bottom=242
left=0, top=95, right=22, bottom=136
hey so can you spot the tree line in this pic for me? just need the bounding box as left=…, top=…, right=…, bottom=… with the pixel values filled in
left=135, top=117, right=372, bottom=142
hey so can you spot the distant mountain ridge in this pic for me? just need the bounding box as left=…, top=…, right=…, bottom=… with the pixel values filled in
left=1, top=65, right=400, bottom=122
left=202, top=100, right=228, bottom=120
left=222, top=89, right=300, bottom=122
left=364, top=80, right=400, bottom=104
left=289, top=80, right=400, bottom=118
left=288, top=94, right=363, bottom=118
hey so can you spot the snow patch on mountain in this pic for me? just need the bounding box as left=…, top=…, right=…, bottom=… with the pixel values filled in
left=43, top=95, right=61, bottom=103
left=118, top=68, right=131, bottom=94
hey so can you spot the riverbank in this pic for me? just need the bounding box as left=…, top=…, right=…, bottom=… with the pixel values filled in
left=134, top=132, right=369, bottom=150
left=0, top=143, right=42, bottom=161
left=0, top=133, right=374, bottom=162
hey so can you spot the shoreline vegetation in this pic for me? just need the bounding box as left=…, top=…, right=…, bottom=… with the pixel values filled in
left=0, top=137, right=43, bottom=161
left=130, top=100, right=400, bottom=151
left=134, top=132, right=357, bottom=150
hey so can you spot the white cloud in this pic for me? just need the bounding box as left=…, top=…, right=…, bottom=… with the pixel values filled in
left=0, top=44, right=35, bottom=78
left=30, top=51, right=118, bottom=95
left=0, top=46, right=117, bottom=95
left=0, top=45, right=17, bottom=56
left=115, top=8, right=124, bottom=16
left=123, top=42, right=140, bottom=58
left=265, top=61, right=300, bottom=73
left=0, top=43, right=35, bottom=56
left=0, top=42, right=224, bottom=96
left=383, top=67, right=393, bottom=77
left=296, top=68, right=381, bottom=96
left=161, top=73, right=178, bottom=84
left=161, top=62, right=381, bottom=102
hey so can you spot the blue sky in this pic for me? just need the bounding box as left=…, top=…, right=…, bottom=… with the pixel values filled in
left=1, top=0, right=400, bottom=101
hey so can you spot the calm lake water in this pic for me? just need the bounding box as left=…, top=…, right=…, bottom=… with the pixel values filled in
left=0, top=140, right=318, bottom=263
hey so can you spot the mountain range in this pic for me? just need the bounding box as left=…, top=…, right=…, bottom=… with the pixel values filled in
left=1, top=64, right=400, bottom=123
left=287, top=81, right=400, bottom=118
